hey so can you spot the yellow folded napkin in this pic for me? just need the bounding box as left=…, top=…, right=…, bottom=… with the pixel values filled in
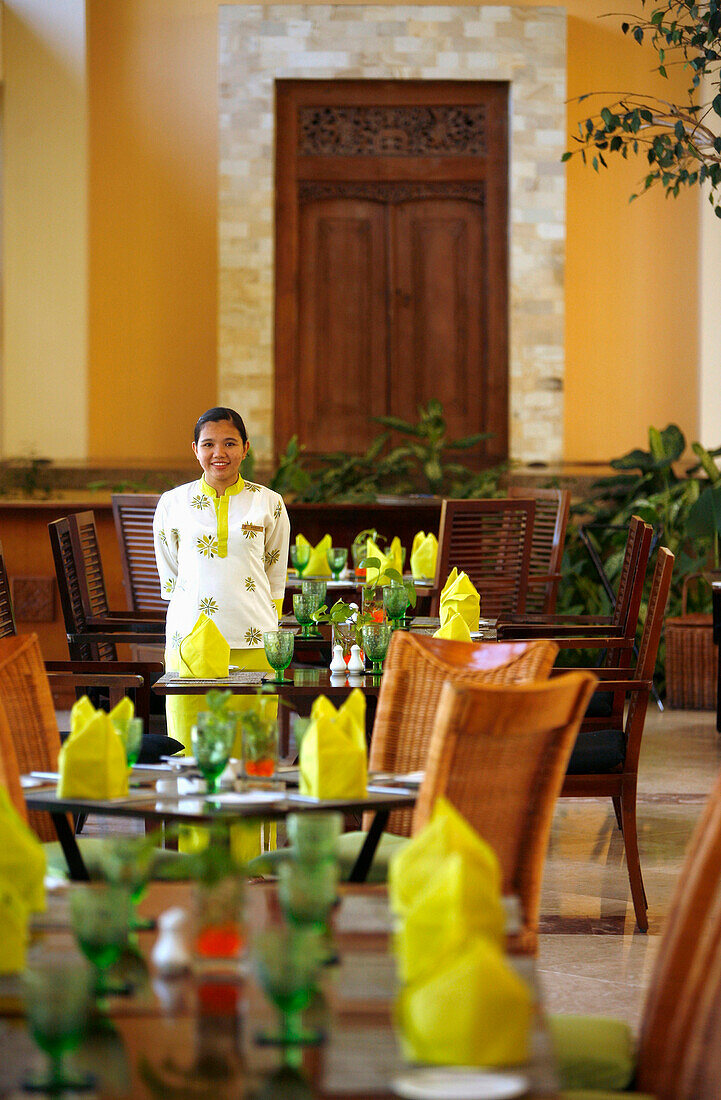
left=365, top=537, right=404, bottom=585
left=70, top=694, right=96, bottom=739
left=439, top=569, right=481, bottom=632
left=178, top=614, right=230, bottom=678
left=299, top=689, right=367, bottom=799
left=395, top=850, right=505, bottom=985
left=389, top=797, right=500, bottom=917
left=296, top=533, right=332, bottom=576
left=109, top=696, right=134, bottom=735
left=0, top=874, right=29, bottom=974
left=410, top=531, right=438, bottom=580
left=0, top=787, right=46, bottom=913
left=433, top=610, right=472, bottom=642
left=396, top=934, right=532, bottom=1066
left=57, top=710, right=129, bottom=800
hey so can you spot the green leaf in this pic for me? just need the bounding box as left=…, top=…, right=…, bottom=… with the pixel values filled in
left=561, top=151, right=572, bottom=162
left=687, top=484, right=721, bottom=538
left=691, top=441, right=721, bottom=484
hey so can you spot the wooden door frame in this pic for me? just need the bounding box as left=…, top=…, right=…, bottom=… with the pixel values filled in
left=274, top=78, right=509, bottom=462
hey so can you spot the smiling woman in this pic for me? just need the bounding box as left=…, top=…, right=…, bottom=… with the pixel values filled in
left=152, top=407, right=291, bottom=754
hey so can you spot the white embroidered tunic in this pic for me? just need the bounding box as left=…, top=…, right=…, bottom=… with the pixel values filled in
left=153, top=476, right=290, bottom=650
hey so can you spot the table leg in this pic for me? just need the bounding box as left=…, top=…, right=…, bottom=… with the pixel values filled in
left=52, top=813, right=90, bottom=881
left=347, top=810, right=389, bottom=883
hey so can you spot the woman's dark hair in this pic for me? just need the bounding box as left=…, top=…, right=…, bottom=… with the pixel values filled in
left=194, top=407, right=248, bottom=445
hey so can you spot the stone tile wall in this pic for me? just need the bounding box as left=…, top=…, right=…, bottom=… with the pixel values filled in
left=219, top=5, right=566, bottom=463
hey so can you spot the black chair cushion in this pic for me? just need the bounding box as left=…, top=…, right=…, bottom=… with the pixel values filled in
left=566, top=729, right=626, bottom=774
left=584, top=691, right=614, bottom=719
left=138, top=734, right=184, bottom=764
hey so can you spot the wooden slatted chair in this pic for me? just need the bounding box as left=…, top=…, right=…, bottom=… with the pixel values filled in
left=111, top=493, right=164, bottom=613
left=507, top=486, right=570, bottom=613
left=414, top=671, right=596, bottom=954
left=430, top=498, right=535, bottom=618
left=558, top=546, right=674, bottom=932
left=550, top=762, right=721, bottom=1099
left=0, top=540, right=16, bottom=639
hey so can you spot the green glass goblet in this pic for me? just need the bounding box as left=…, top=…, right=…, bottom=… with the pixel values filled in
left=361, top=622, right=392, bottom=674
left=191, top=711, right=236, bottom=796
left=293, top=593, right=321, bottom=639
left=286, top=812, right=343, bottom=862
left=289, top=543, right=311, bottom=578
left=253, top=926, right=325, bottom=1047
left=99, top=835, right=158, bottom=932
left=120, top=716, right=144, bottom=769
left=22, top=950, right=95, bottom=1094
left=278, top=858, right=340, bottom=966
left=263, top=628, right=295, bottom=684
left=326, top=547, right=348, bottom=581
left=301, top=578, right=327, bottom=608
left=383, top=583, right=409, bottom=631
left=70, top=885, right=133, bottom=1000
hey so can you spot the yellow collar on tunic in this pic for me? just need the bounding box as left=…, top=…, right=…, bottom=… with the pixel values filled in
left=200, top=475, right=245, bottom=557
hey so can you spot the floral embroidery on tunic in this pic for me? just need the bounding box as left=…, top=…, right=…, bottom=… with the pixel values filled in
left=164, top=577, right=176, bottom=593
left=263, top=548, right=280, bottom=566
left=191, top=494, right=210, bottom=510
left=245, top=626, right=262, bottom=645
left=196, top=534, right=219, bottom=559
left=171, top=631, right=184, bottom=649
left=199, top=597, right=219, bottom=617
left=245, top=577, right=256, bottom=592
left=243, top=528, right=258, bottom=539
left=158, top=530, right=167, bottom=544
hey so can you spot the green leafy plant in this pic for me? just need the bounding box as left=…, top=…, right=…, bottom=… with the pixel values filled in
left=359, top=557, right=417, bottom=609
left=563, top=0, right=721, bottom=216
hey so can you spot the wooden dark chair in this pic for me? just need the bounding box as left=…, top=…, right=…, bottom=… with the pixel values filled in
left=507, top=487, right=570, bottom=613
left=111, top=493, right=164, bottom=613
left=0, top=540, right=16, bottom=639
left=430, top=498, right=536, bottom=618
left=557, top=546, right=675, bottom=932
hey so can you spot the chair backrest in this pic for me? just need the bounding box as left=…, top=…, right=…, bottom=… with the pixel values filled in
left=112, top=493, right=164, bottom=613
left=0, top=697, right=27, bottom=822
left=413, top=671, right=597, bottom=953
left=432, top=498, right=535, bottom=617
left=507, top=487, right=570, bottom=613
left=369, top=632, right=559, bottom=836
left=603, top=514, right=653, bottom=668
left=0, top=540, right=17, bottom=639
left=48, top=515, right=118, bottom=662
left=0, top=633, right=64, bottom=841
left=636, top=764, right=721, bottom=1099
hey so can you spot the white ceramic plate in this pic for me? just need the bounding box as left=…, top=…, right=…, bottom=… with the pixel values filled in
left=392, top=1070, right=529, bottom=1100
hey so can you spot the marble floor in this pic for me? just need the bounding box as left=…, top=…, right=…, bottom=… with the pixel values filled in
left=538, top=705, right=721, bottom=1028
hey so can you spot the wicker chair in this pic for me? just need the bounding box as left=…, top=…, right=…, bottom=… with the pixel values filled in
left=414, top=671, right=596, bottom=954
left=0, top=634, right=68, bottom=841
left=0, top=697, right=27, bottom=822
left=368, top=633, right=560, bottom=837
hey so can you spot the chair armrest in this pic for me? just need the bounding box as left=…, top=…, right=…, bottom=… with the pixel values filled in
left=44, top=660, right=164, bottom=723
left=68, top=630, right=166, bottom=646
left=551, top=668, right=653, bottom=692
left=84, top=615, right=166, bottom=633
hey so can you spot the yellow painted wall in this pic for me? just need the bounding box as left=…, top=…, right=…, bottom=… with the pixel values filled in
left=81, top=1, right=697, bottom=462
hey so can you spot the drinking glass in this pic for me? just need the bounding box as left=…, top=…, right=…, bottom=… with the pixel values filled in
left=361, top=622, right=392, bottom=674
left=351, top=542, right=366, bottom=577
left=194, top=875, right=246, bottom=974
left=278, top=859, right=338, bottom=932
left=241, top=711, right=278, bottom=780
left=361, top=584, right=385, bottom=623
left=253, top=926, right=325, bottom=1046
left=293, top=593, right=321, bottom=639
left=22, top=951, right=95, bottom=1094
left=331, top=621, right=357, bottom=666
left=289, top=543, right=311, bottom=578
left=326, top=547, right=348, bottom=581
left=383, top=582, right=409, bottom=630
left=99, top=835, right=157, bottom=932
left=287, top=812, right=343, bottom=862
left=301, top=578, right=327, bottom=609
left=70, top=885, right=133, bottom=999
left=263, top=629, right=295, bottom=684
left=120, top=717, right=144, bottom=769
left=191, top=712, right=236, bottom=795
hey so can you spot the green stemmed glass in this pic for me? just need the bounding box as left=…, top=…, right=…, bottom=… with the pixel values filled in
left=289, top=543, right=311, bottom=578
left=326, top=547, right=348, bottom=581
left=263, top=628, right=295, bottom=684
left=120, top=717, right=144, bottom=769
left=22, top=951, right=95, bottom=1094
left=278, top=858, right=340, bottom=965
left=253, top=926, right=325, bottom=1047
left=70, top=885, right=133, bottom=1000
left=361, top=622, right=392, bottom=674
left=287, top=812, right=343, bottom=862
left=293, top=593, right=321, bottom=639
left=99, top=835, right=158, bottom=932
left=191, top=712, right=236, bottom=796
left=301, top=578, right=327, bottom=608
left=383, top=582, right=409, bottom=631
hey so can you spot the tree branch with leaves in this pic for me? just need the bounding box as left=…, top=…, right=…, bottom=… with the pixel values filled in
left=563, top=1, right=721, bottom=215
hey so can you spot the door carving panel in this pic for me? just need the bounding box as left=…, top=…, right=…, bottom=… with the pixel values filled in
left=276, top=81, right=508, bottom=464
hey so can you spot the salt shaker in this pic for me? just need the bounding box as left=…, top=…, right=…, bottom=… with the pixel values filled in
left=151, top=907, right=192, bottom=978
left=348, top=644, right=365, bottom=674
left=329, top=643, right=347, bottom=673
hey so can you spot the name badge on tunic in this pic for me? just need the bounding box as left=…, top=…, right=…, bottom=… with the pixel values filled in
left=242, top=522, right=264, bottom=534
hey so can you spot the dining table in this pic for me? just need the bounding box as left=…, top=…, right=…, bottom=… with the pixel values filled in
left=23, top=768, right=418, bottom=884
left=0, top=880, right=562, bottom=1099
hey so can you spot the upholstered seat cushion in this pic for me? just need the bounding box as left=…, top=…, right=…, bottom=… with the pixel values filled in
left=583, top=691, right=614, bottom=719
left=566, top=729, right=626, bottom=774
left=562, top=1092, right=654, bottom=1099
left=336, top=830, right=409, bottom=883
left=137, top=734, right=184, bottom=764
left=549, top=1014, right=636, bottom=1092
left=44, top=837, right=190, bottom=881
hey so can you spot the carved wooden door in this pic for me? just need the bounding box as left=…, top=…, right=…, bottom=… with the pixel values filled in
left=275, top=81, right=508, bottom=464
